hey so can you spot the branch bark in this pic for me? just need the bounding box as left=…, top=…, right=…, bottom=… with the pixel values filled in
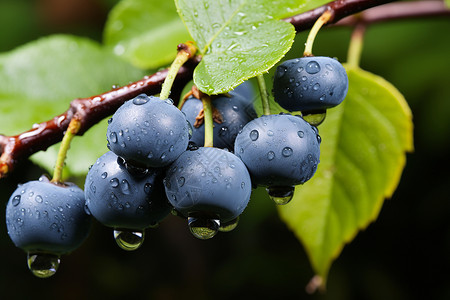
left=1, top=0, right=449, bottom=178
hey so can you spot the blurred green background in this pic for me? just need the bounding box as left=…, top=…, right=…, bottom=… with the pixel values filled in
left=1, top=0, right=449, bottom=299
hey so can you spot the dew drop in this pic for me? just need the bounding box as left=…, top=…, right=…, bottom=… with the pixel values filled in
left=298, top=131, right=304, bottom=138
left=267, top=130, right=274, bottom=136
left=219, top=126, right=228, bottom=137
left=306, top=61, right=321, bottom=74
left=109, top=132, right=117, bottom=143
left=107, top=118, right=113, bottom=124
left=266, top=186, right=295, bottom=205
left=232, top=105, right=239, bottom=111
left=267, top=151, right=275, bottom=161
left=132, top=95, right=148, bottom=105
left=313, top=83, right=320, bottom=91
left=249, top=130, right=259, bottom=141
left=144, top=183, right=152, bottom=194
left=169, top=145, right=174, bottom=152
left=317, top=135, right=322, bottom=144
left=302, top=111, right=326, bottom=126
left=110, top=178, right=119, bottom=188
left=121, top=179, right=131, bottom=195
left=319, top=95, right=326, bottom=101
left=282, top=147, right=293, bottom=157
left=178, top=177, right=186, bottom=187
left=297, top=67, right=304, bottom=73
left=101, top=172, right=108, bottom=179
left=219, top=217, right=239, bottom=232
left=12, top=195, right=21, bottom=206
left=27, top=253, right=60, bottom=278
left=113, top=229, right=145, bottom=251
left=326, top=64, right=333, bottom=71
left=188, top=217, right=220, bottom=240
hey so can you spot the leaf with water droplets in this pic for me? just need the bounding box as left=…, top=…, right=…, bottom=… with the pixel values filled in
left=104, top=0, right=191, bottom=69
left=278, top=66, right=414, bottom=286
left=176, top=0, right=330, bottom=94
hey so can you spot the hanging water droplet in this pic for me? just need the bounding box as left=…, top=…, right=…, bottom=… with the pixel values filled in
left=219, top=217, right=239, bottom=232
left=267, top=151, right=275, bottom=161
left=266, top=186, right=295, bottom=205
left=298, top=131, right=304, bottom=138
left=27, top=253, right=60, bottom=278
left=110, top=178, right=119, bottom=188
left=302, top=110, right=326, bottom=126
left=113, top=229, right=145, bottom=251
left=282, top=147, right=293, bottom=157
left=317, top=135, right=322, bottom=144
left=109, top=132, right=117, bottom=143
left=249, top=130, right=259, bottom=141
left=101, top=172, right=108, bottom=179
left=12, top=195, right=21, bottom=206
left=188, top=217, right=220, bottom=240
left=306, top=61, right=321, bottom=74
left=132, top=95, right=148, bottom=105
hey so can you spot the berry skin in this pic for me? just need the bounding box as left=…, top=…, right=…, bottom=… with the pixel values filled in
left=272, top=56, right=348, bottom=112
left=5, top=175, right=91, bottom=254
left=107, top=94, right=190, bottom=168
left=229, top=80, right=256, bottom=103
left=234, top=114, right=320, bottom=187
left=164, top=147, right=252, bottom=223
left=181, top=93, right=256, bottom=150
left=84, top=151, right=171, bottom=230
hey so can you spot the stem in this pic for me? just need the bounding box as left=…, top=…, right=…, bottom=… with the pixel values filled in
left=201, top=95, right=214, bottom=147
left=347, top=23, right=366, bottom=68
left=303, top=10, right=334, bottom=57
left=160, top=42, right=197, bottom=100
left=51, top=118, right=81, bottom=183
left=256, top=75, right=271, bottom=115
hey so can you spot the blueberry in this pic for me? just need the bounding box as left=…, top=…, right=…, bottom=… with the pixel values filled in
left=229, top=80, right=256, bottom=104
left=234, top=114, right=320, bottom=188
left=272, top=56, right=348, bottom=112
left=181, top=93, right=256, bottom=150
left=107, top=94, right=190, bottom=168
left=85, top=151, right=171, bottom=233
left=5, top=175, right=91, bottom=277
left=164, top=147, right=252, bottom=239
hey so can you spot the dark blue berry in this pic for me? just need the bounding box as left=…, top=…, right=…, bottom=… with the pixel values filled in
left=273, top=56, right=348, bottom=112
left=181, top=93, right=256, bottom=150
left=164, top=147, right=252, bottom=223
left=5, top=175, right=91, bottom=254
left=84, top=151, right=171, bottom=230
left=107, top=94, right=190, bottom=168
left=234, top=114, right=320, bottom=187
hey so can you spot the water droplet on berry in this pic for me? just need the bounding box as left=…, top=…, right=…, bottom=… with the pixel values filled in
left=319, top=95, right=326, bottom=101
left=132, top=95, right=148, bottom=105
left=302, top=111, right=326, bottom=126
left=326, top=64, right=333, bottom=71
left=250, top=130, right=259, bottom=141
left=178, top=177, right=186, bottom=187
left=267, top=151, right=275, bottom=161
left=109, top=132, right=117, bottom=143
left=282, top=147, right=293, bottom=157
left=27, top=253, right=60, bottom=278
left=188, top=217, right=220, bottom=240
left=267, top=130, right=274, bottom=136
left=101, top=172, right=107, bottom=179
left=121, top=179, right=131, bottom=194
left=317, top=135, right=322, bottom=144
left=144, top=183, right=152, bottom=194
left=313, top=83, right=320, bottom=91
left=297, top=67, right=303, bottom=73
left=110, top=178, right=119, bottom=188
left=219, top=217, right=239, bottom=232
left=113, top=229, right=145, bottom=251
left=107, top=118, right=113, bottom=124
left=298, top=131, right=304, bottom=138
left=12, top=195, right=21, bottom=206
left=306, top=61, right=321, bottom=74
left=267, top=186, right=295, bottom=205
left=219, top=126, right=228, bottom=137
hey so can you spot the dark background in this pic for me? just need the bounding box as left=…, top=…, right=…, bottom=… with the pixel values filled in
left=1, top=0, right=449, bottom=299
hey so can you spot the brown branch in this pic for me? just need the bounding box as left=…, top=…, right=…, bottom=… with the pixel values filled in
left=1, top=0, right=449, bottom=178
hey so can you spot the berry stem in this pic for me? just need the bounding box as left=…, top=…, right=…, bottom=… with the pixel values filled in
left=303, top=10, right=334, bottom=57
left=256, top=75, right=271, bottom=116
left=51, top=118, right=81, bottom=183
left=201, top=95, right=214, bottom=147
left=160, top=42, right=197, bottom=101
left=347, top=23, right=366, bottom=68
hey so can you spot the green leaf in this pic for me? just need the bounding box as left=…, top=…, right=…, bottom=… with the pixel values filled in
left=104, top=0, right=191, bottom=69
left=0, top=35, right=146, bottom=176
left=176, top=0, right=330, bottom=95
left=445, top=0, right=450, bottom=9
left=278, top=66, right=414, bottom=284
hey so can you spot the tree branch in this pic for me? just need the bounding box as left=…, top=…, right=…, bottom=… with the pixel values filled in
left=1, top=0, right=449, bottom=178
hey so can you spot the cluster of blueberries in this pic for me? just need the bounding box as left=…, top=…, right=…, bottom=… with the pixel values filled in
left=5, top=56, right=348, bottom=278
